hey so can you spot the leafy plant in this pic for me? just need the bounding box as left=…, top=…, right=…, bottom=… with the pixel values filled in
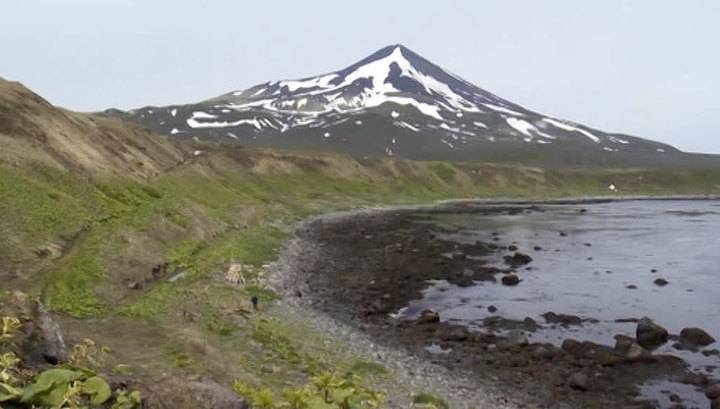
left=82, top=376, right=113, bottom=405
left=234, top=370, right=384, bottom=409
left=112, top=389, right=142, bottom=409
left=20, top=368, right=88, bottom=407
left=0, top=315, right=140, bottom=408
left=1, top=316, right=21, bottom=340
left=69, top=338, right=111, bottom=370
left=0, top=352, right=22, bottom=402
left=15, top=366, right=125, bottom=408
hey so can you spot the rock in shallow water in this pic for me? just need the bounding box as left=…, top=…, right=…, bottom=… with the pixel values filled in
left=705, top=384, right=720, bottom=400
left=614, top=335, right=649, bottom=359
left=417, top=310, right=440, bottom=324
left=636, top=317, right=669, bottom=349
left=501, top=273, right=520, bottom=286
left=679, top=327, right=716, bottom=346
left=440, top=326, right=469, bottom=342
left=542, top=312, right=583, bottom=326
left=503, top=252, right=533, bottom=267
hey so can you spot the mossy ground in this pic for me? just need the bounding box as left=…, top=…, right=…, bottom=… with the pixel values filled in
left=2, top=147, right=720, bottom=407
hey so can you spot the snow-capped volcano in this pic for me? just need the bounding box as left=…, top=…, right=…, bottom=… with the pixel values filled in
left=106, top=44, right=682, bottom=166
left=214, top=44, right=526, bottom=121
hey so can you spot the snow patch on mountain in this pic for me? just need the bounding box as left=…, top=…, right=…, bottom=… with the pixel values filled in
left=483, top=103, right=525, bottom=116
left=395, top=121, right=420, bottom=132
left=192, top=111, right=218, bottom=119
left=188, top=117, right=263, bottom=130
left=506, top=118, right=556, bottom=140
left=543, top=118, right=600, bottom=143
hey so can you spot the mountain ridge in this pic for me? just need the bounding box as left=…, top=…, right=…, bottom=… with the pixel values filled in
left=0, top=76, right=186, bottom=178
left=102, top=45, right=719, bottom=168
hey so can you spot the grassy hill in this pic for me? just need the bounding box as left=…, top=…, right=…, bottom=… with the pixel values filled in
left=2, top=77, right=720, bottom=407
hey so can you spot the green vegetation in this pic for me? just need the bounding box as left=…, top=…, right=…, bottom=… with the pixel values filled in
left=413, top=392, right=449, bottom=409
left=234, top=370, right=384, bottom=409
left=0, top=314, right=140, bottom=409
left=3, top=148, right=720, bottom=407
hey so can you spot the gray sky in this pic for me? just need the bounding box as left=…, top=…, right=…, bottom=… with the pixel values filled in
left=2, top=0, right=718, bottom=153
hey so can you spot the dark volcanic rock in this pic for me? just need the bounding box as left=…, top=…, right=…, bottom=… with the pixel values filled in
left=440, top=326, right=470, bottom=342
left=501, top=273, right=520, bottom=286
left=561, top=339, right=582, bottom=354
left=559, top=339, right=627, bottom=366
left=614, top=335, right=648, bottom=359
left=679, top=328, right=716, bottom=347
left=542, top=312, right=583, bottom=326
left=503, top=252, right=533, bottom=267
left=483, top=316, right=539, bottom=333
left=636, top=317, right=669, bottom=349
left=531, top=345, right=555, bottom=360
left=568, top=372, right=589, bottom=391
left=22, top=301, right=67, bottom=366
left=417, top=310, right=440, bottom=324
left=705, top=384, right=720, bottom=400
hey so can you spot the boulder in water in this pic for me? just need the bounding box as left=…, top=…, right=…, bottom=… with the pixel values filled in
left=614, top=335, right=648, bottom=360
left=680, top=327, right=716, bottom=346
left=636, top=317, right=669, bottom=349
left=705, top=384, right=720, bottom=400
left=417, top=310, right=440, bottom=324
left=503, top=252, right=533, bottom=267
left=542, top=312, right=583, bottom=326
left=501, top=274, right=520, bottom=286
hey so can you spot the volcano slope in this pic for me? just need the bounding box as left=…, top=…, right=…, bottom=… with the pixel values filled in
left=106, top=44, right=720, bottom=169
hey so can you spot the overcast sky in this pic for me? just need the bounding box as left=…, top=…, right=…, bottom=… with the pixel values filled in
left=2, top=0, right=718, bottom=153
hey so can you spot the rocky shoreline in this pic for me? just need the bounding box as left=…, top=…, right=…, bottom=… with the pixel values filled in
left=268, top=200, right=720, bottom=409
